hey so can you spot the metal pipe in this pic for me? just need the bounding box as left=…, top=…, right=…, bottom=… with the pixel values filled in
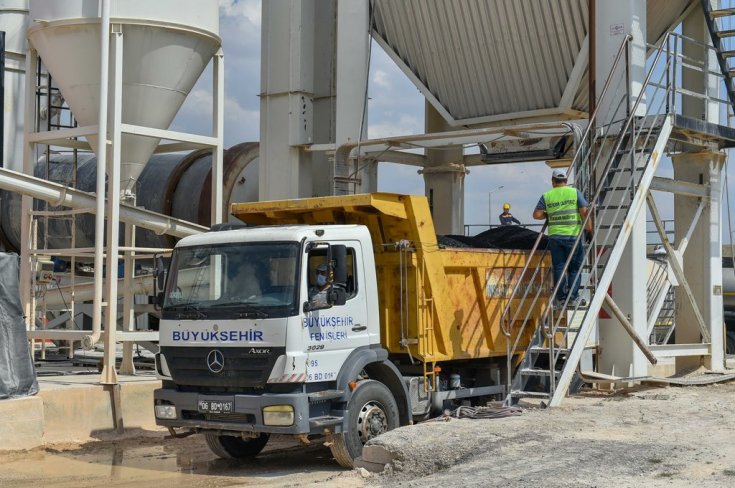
left=603, top=294, right=657, bottom=365
left=19, top=48, right=37, bottom=326
left=87, top=0, right=111, bottom=351
left=0, top=166, right=207, bottom=237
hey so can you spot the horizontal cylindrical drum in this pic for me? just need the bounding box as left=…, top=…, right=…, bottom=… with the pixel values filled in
left=0, top=143, right=259, bottom=251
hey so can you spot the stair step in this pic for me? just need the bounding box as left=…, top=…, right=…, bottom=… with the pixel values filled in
left=511, top=390, right=550, bottom=398
left=607, top=167, right=644, bottom=173
left=722, top=50, right=735, bottom=59
left=553, top=325, right=580, bottom=332
left=596, top=205, right=631, bottom=210
left=711, top=8, right=735, bottom=19
left=521, top=367, right=562, bottom=377
left=599, top=186, right=632, bottom=192
left=530, top=345, right=571, bottom=355
left=717, top=28, right=735, bottom=38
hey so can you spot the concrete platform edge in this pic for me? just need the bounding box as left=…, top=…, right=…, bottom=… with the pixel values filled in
left=0, top=377, right=161, bottom=451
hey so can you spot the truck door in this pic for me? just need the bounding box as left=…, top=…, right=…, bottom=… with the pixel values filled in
left=302, top=242, right=369, bottom=382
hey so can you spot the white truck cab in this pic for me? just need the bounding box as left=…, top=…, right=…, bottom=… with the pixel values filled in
left=154, top=224, right=409, bottom=466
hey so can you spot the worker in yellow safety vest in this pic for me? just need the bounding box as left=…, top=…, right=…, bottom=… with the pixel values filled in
left=532, top=168, right=593, bottom=308
left=499, top=203, right=521, bottom=225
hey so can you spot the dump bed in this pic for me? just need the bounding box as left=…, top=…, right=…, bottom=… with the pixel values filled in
left=232, top=193, right=550, bottom=363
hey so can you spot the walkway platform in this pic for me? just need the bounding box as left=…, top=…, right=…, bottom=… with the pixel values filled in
left=0, top=373, right=161, bottom=451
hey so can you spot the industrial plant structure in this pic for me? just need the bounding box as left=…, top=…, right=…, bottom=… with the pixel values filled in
left=0, top=0, right=733, bottom=440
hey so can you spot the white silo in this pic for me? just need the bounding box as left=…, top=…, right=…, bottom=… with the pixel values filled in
left=20, top=0, right=224, bottom=384
left=27, top=0, right=221, bottom=189
left=0, top=0, right=29, bottom=173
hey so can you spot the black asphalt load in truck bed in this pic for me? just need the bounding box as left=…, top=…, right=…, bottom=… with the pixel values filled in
left=438, top=226, right=548, bottom=251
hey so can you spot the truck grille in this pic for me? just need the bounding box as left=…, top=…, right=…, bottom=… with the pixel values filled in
left=161, top=346, right=285, bottom=388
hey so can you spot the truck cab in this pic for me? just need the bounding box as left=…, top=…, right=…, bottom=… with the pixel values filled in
left=154, top=224, right=409, bottom=466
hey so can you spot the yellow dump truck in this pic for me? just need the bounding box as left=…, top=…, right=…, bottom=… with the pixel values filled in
left=153, top=193, right=549, bottom=467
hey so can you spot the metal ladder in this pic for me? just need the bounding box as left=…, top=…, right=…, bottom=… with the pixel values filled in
left=502, top=34, right=675, bottom=407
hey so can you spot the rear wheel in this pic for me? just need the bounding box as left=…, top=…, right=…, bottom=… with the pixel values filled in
left=329, top=380, right=399, bottom=468
left=204, top=432, right=270, bottom=459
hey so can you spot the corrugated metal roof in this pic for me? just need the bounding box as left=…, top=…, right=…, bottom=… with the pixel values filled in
left=372, top=0, right=695, bottom=124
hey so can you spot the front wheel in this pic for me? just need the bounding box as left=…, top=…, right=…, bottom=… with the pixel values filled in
left=329, top=380, right=399, bottom=468
left=204, top=432, right=269, bottom=459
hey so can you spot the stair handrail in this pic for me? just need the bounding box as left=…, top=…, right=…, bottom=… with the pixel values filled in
left=503, top=30, right=677, bottom=403
left=700, top=0, right=735, bottom=111
left=544, top=32, right=673, bottom=344
left=500, top=34, right=633, bottom=339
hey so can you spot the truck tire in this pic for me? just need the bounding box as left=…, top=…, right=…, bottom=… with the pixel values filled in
left=204, top=433, right=269, bottom=459
left=329, top=380, right=399, bottom=468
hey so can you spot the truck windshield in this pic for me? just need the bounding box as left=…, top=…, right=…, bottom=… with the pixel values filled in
left=162, top=242, right=300, bottom=319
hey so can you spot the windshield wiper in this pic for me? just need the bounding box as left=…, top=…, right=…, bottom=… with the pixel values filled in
left=211, top=301, right=270, bottom=319
left=165, top=303, right=207, bottom=319
left=238, top=309, right=269, bottom=319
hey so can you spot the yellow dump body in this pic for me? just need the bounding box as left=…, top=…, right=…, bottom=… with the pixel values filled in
left=232, top=193, right=550, bottom=364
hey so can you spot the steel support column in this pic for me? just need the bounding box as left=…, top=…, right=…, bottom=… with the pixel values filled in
left=211, top=49, right=224, bottom=225
left=674, top=5, right=725, bottom=372
left=19, top=46, right=36, bottom=326
left=422, top=102, right=466, bottom=235
left=259, top=0, right=314, bottom=200
left=672, top=151, right=726, bottom=372
left=335, top=0, right=372, bottom=194
left=595, top=0, right=649, bottom=378
left=101, top=22, right=123, bottom=386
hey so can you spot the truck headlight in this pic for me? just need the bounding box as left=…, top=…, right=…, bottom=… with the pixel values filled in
left=262, top=405, right=294, bottom=426
left=155, top=405, right=177, bottom=419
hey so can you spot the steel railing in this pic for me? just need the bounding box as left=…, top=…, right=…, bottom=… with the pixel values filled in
left=501, top=30, right=684, bottom=401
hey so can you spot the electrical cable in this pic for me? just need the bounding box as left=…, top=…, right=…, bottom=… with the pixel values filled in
left=428, top=404, right=523, bottom=421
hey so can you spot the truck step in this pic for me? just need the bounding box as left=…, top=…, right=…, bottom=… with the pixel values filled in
left=308, top=390, right=345, bottom=402
left=309, top=415, right=344, bottom=429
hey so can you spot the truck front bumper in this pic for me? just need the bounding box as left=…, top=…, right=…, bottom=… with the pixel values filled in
left=154, top=388, right=343, bottom=435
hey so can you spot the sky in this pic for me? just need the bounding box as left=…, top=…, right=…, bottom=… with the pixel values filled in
left=170, top=1, right=735, bottom=239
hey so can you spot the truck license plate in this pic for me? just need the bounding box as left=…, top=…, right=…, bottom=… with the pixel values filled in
left=198, top=399, right=234, bottom=414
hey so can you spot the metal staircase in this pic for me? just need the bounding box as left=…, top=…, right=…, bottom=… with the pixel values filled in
left=702, top=0, right=735, bottom=114
left=502, top=34, right=675, bottom=407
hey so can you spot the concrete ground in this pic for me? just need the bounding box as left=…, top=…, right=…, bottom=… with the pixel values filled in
left=2, top=373, right=735, bottom=487
left=368, top=380, right=735, bottom=487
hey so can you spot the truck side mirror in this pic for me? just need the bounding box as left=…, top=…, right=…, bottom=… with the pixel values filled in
left=151, top=291, right=165, bottom=311
left=328, top=288, right=347, bottom=306
left=155, top=255, right=166, bottom=291
left=331, top=245, right=347, bottom=286
left=303, top=300, right=333, bottom=313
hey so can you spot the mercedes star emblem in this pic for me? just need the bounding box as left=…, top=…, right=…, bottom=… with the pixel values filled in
left=206, top=349, right=225, bottom=373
